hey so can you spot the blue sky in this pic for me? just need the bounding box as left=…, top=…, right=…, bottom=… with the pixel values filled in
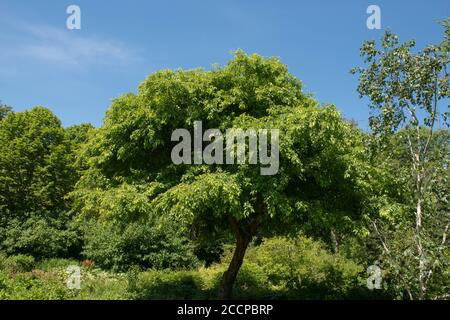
left=0, top=0, right=448, bottom=128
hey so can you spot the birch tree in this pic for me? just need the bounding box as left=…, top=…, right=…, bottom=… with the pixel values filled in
left=352, top=20, right=450, bottom=299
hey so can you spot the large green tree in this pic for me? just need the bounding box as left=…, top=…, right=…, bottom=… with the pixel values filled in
left=72, top=51, right=367, bottom=298
left=0, top=107, right=76, bottom=216
left=0, top=107, right=86, bottom=258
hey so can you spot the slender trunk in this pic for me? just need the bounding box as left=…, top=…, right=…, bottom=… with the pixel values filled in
left=410, top=140, right=427, bottom=300
left=416, top=196, right=426, bottom=299
left=406, top=288, right=413, bottom=300
left=415, top=171, right=427, bottom=299
left=217, top=217, right=254, bottom=299
left=330, top=229, right=339, bottom=253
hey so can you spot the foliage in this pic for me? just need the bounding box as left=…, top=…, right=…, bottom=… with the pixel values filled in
left=361, top=129, right=450, bottom=299
left=0, top=28, right=447, bottom=299
left=0, top=212, right=83, bottom=259
left=0, top=107, right=76, bottom=216
left=352, top=21, right=449, bottom=299
left=72, top=50, right=367, bottom=298
left=0, top=271, right=73, bottom=300
left=0, top=261, right=128, bottom=300
left=351, top=25, right=449, bottom=135
left=0, top=107, right=89, bottom=260
left=128, top=269, right=205, bottom=299
left=0, top=253, right=35, bottom=273
left=0, top=101, right=12, bottom=120
left=65, top=123, right=95, bottom=146
left=82, top=220, right=200, bottom=272
left=0, top=235, right=396, bottom=300
left=244, top=236, right=375, bottom=299
left=126, top=235, right=377, bottom=300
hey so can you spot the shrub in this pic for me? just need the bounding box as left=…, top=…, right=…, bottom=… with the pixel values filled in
left=0, top=212, right=83, bottom=260
left=83, top=221, right=200, bottom=272
left=128, top=269, right=205, bottom=299
left=0, top=236, right=385, bottom=300
left=75, top=268, right=129, bottom=300
left=0, top=258, right=129, bottom=300
left=246, top=236, right=370, bottom=299
left=0, top=270, right=72, bottom=300
left=0, top=254, right=35, bottom=273
left=233, top=262, right=271, bottom=299
left=35, top=258, right=79, bottom=271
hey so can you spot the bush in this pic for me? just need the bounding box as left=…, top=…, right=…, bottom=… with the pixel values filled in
left=0, top=256, right=129, bottom=300
left=35, top=258, right=79, bottom=271
left=0, top=236, right=385, bottom=300
left=0, top=212, right=83, bottom=260
left=124, top=236, right=375, bottom=300
left=83, top=221, right=200, bottom=272
left=0, top=269, right=72, bottom=300
left=0, top=254, right=35, bottom=273
left=233, top=262, right=271, bottom=299
left=128, top=269, right=205, bottom=299
left=245, top=236, right=371, bottom=299
left=74, top=268, right=128, bottom=300
left=0, top=253, right=72, bottom=300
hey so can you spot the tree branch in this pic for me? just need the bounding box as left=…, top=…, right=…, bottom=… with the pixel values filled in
left=371, top=218, right=390, bottom=254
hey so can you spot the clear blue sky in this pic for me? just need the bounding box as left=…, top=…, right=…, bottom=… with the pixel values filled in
left=0, top=0, right=448, bottom=128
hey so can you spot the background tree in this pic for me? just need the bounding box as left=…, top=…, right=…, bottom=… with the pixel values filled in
left=0, top=107, right=76, bottom=215
left=66, top=123, right=95, bottom=146
left=0, top=101, right=12, bottom=120
left=351, top=20, right=449, bottom=299
left=73, top=51, right=367, bottom=299
left=362, top=128, right=449, bottom=299
left=0, top=107, right=83, bottom=258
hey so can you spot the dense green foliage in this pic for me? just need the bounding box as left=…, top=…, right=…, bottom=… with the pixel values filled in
left=0, top=236, right=380, bottom=300
left=0, top=107, right=84, bottom=260
left=70, top=50, right=367, bottom=298
left=0, top=23, right=448, bottom=299
left=0, top=107, right=75, bottom=214
left=82, top=221, right=199, bottom=272
left=1, top=212, right=83, bottom=259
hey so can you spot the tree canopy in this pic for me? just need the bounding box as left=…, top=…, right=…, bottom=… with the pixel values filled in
left=352, top=20, right=449, bottom=299
left=72, top=51, right=368, bottom=298
left=0, top=107, right=76, bottom=216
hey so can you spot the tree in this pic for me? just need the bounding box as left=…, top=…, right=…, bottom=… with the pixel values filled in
left=0, top=107, right=76, bottom=215
left=351, top=21, right=449, bottom=299
left=65, top=123, right=96, bottom=175
left=72, top=51, right=367, bottom=298
left=66, top=123, right=95, bottom=146
left=363, top=128, right=449, bottom=299
left=0, top=101, right=12, bottom=120
left=0, top=107, right=83, bottom=259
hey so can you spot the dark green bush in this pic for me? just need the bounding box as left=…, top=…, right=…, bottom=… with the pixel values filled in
left=83, top=221, right=200, bottom=272
left=0, top=212, right=83, bottom=260
left=0, top=254, right=35, bottom=273
left=128, top=269, right=205, bottom=299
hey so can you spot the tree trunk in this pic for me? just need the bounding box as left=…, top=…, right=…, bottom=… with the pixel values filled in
left=217, top=217, right=254, bottom=299
left=416, top=196, right=427, bottom=299
left=415, top=169, right=427, bottom=300
left=330, top=229, right=339, bottom=253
